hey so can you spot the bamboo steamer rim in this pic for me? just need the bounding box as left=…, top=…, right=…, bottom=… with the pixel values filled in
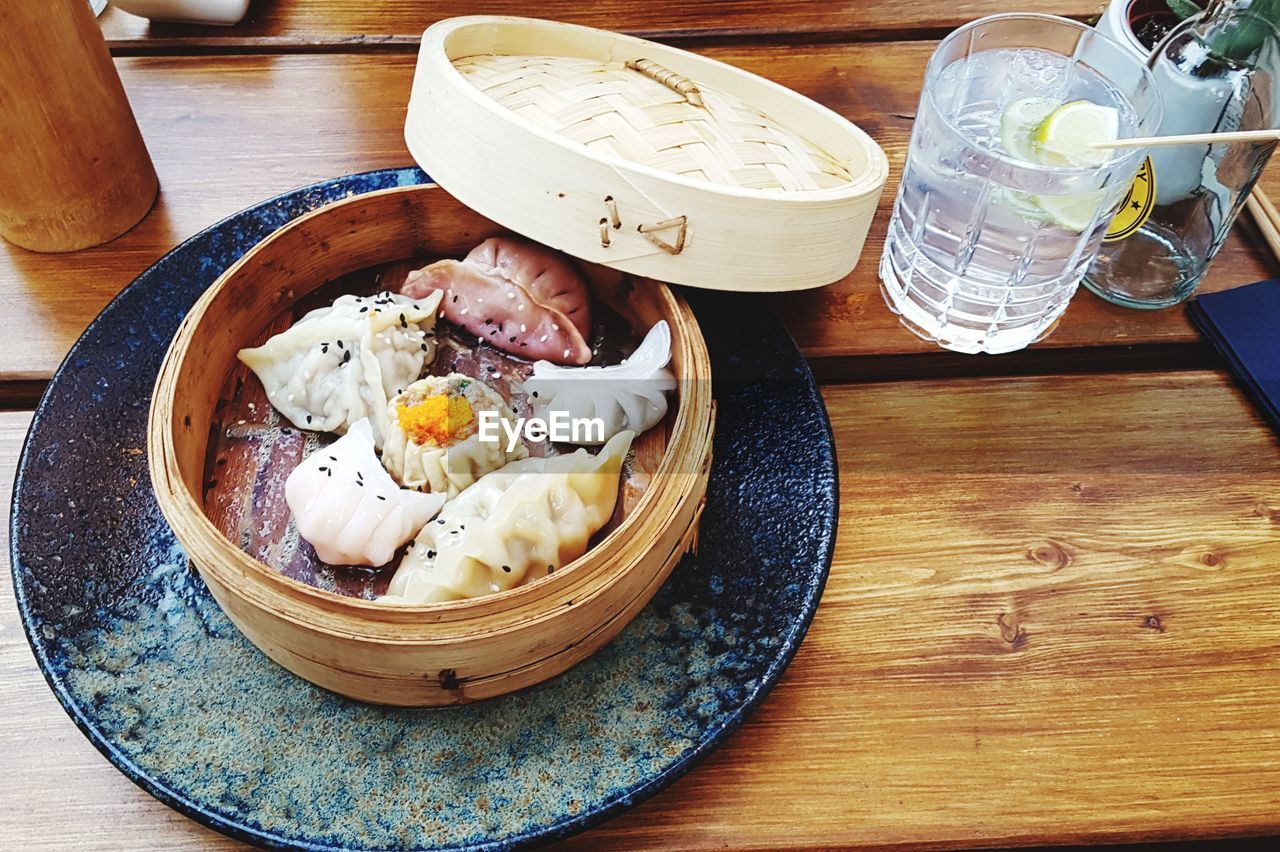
left=147, top=183, right=714, bottom=631
left=418, top=16, right=888, bottom=204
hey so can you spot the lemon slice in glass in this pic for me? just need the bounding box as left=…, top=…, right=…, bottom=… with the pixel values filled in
left=1034, top=100, right=1120, bottom=168
left=1031, top=189, right=1110, bottom=233
left=999, top=97, right=1059, bottom=163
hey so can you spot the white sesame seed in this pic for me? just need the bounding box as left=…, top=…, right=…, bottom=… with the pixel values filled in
left=460, top=307, right=469, bottom=315
left=539, top=335, right=548, bottom=342
left=563, top=349, right=571, bottom=358
left=551, top=323, right=559, bottom=331
left=519, top=324, right=526, bottom=333
left=506, top=292, right=516, bottom=300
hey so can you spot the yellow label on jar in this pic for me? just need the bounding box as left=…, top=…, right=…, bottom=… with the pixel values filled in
left=1104, top=156, right=1156, bottom=242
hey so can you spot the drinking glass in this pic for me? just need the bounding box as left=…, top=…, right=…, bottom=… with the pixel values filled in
left=879, top=14, right=1163, bottom=354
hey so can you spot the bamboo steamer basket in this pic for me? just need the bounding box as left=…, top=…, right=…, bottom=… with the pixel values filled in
left=404, top=16, right=888, bottom=292
left=148, top=184, right=714, bottom=706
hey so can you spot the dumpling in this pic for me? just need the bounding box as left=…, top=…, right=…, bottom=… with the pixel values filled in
left=284, top=418, right=446, bottom=567
left=402, top=236, right=592, bottom=365
left=382, top=430, right=634, bottom=603
left=380, top=373, right=528, bottom=497
left=523, top=321, right=675, bottom=446
left=238, top=290, right=443, bottom=441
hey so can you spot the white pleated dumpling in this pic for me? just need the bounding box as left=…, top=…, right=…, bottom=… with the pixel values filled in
left=238, top=290, right=443, bottom=442
left=522, top=321, right=676, bottom=446
left=381, top=430, right=634, bottom=603
left=285, top=418, right=446, bottom=567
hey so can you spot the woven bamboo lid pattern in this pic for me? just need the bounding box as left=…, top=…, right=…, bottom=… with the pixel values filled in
left=455, top=55, right=854, bottom=193
left=405, top=17, right=888, bottom=292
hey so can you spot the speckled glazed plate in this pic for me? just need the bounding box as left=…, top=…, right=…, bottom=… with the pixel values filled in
left=11, top=168, right=837, bottom=851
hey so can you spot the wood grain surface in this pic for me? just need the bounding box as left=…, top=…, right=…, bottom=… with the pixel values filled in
left=98, top=0, right=1103, bottom=47
left=5, top=371, right=1280, bottom=849
left=1, top=48, right=1276, bottom=385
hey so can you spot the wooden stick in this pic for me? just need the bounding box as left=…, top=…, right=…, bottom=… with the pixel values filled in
left=1252, top=184, right=1280, bottom=231
left=1246, top=192, right=1280, bottom=265
left=1092, top=129, right=1280, bottom=150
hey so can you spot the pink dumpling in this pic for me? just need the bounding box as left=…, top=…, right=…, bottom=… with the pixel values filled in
left=403, top=237, right=592, bottom=365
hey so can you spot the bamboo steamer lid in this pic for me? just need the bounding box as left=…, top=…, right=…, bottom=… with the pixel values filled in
left=405, top=16, right=888, bottom=292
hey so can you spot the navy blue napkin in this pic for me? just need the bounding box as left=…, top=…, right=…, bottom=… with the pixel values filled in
left=1187, top=278, right=1280, bottom=434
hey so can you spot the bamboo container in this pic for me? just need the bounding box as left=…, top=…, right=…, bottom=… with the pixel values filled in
left=405, top=16, right=889, bottom=292
left=0, top=0, right=158, bottom=252
left=149, top=184, right=714, bottom=706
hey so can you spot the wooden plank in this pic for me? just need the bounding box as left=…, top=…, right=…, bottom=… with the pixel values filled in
left=6, top=370, right=1280, bottom=848
left=98, top=1, right=1103, bottom=48
left=573, top=370, right=1280, bottom=849
left=1, top=48, right=1275, bottom=384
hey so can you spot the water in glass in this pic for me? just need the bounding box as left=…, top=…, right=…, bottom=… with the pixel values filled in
left=880, top=17, right=1160, bottom=354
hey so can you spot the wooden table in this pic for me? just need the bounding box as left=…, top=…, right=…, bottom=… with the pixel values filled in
left=2, top=2, right=1279, bottom=848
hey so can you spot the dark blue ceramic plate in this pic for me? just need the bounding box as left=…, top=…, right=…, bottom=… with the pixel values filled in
left=11, top=168, right=836, bottom=851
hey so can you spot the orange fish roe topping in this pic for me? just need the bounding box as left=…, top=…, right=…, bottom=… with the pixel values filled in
left=397, top=394, right=474, bottom=446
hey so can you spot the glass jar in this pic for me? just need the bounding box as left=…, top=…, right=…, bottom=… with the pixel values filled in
left=1085, top=0, right=1280, bottom=309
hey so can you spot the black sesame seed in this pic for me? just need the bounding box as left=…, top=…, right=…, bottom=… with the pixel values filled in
left=329, top=455, right=336, bottom=461
left=484, top=318, right=493, bottom=325
left=421, top=343, right=429, bottom=352
left=452, top=294, right=458, bottom=303
left=337, top=340, right=344, bottom=349
left=318, top=466, right=328, bottom=472
left=437, top=519, right=446, bottom=524
left=376, top=494, right=386, bottom=501
left=548, top=564, right=555, bottom=574
left=490, top=329, right=498, bottom=336
left=531, top=391, right=539, bottom=399
left=360, top=306, right=369, bottom=313
left=501, top=565, right=512, bottom=573
left=306, top=415, right=313, bottom=423
left=509, top=336, right=517, bottom=343
left=399, top=313, right=407, bottom=328
left=342, top=350, right=352, bottom=364
left=426, top=549, right=436, bottom=559
left=355, top=479, right=363, bottom=487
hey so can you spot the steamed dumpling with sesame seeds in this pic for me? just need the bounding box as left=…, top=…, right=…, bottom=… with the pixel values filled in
left=402, top=236, right=592, bottom=365
left=524, top=320, right=676, bottom=446
left=382, top=430, right=633, bottom=603
left=285, top=418, right=446, bottom=567
left=237, top=289, right=443, bottom=443
left=380, top=373, right=528, bottom=498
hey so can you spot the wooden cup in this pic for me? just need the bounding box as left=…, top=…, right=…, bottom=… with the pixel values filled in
left=0, top=0, right=159, bottom=253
